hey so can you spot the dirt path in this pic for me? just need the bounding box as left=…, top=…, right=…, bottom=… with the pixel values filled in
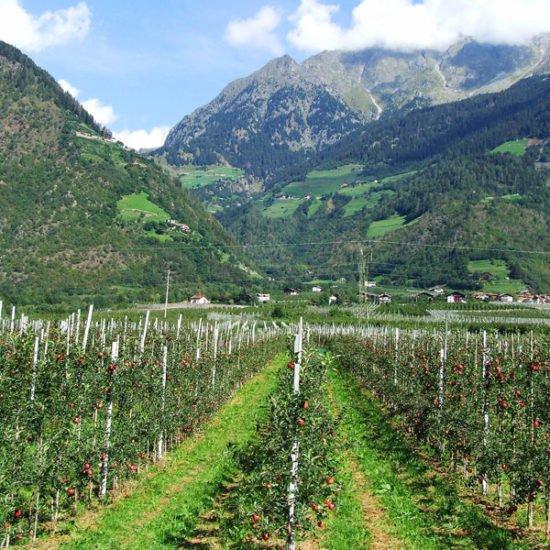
left=329, top=368, right=530, bottom=549
left=29, top=355, right=285, bottom=550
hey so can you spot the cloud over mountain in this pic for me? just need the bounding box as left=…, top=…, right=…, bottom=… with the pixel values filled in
left=287, top=0, right=550, bottom=52
left=114, top=126, right=171, bottom=150
left=225, top=5, right=284, bottom=54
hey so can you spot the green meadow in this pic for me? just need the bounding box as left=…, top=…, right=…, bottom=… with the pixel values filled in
left=117, top=191, right=171, bottom=222
left=490, top=139, right=529, bottom=156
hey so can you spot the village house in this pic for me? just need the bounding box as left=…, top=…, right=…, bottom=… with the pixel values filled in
left=190, top=293, right=210, bottom=305
left=284, top=287, right=300, bottom=296
left=256, top=293, right=271, bottom=303
left=377, top=293, right=392, bottom=304
left=328, top=294, right=339, bottom=305
left=167, top=219, right=190, bottom=232
left=447, top=292, right=466, bottom=304
left=498, top=293, right=515, bottom=303
left=430, top=286, right=446, bottom=296
left=312, top=286, right=322, bottom=293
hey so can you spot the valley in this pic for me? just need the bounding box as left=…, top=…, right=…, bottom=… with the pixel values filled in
left=1, top=7, right=550, bottom=550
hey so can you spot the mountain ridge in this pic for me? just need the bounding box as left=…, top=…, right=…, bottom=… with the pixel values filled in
left=158, top=35, right=550, bottom=177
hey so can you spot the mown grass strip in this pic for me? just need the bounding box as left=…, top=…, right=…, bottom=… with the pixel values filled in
left=320, top=456, right=372, bottom=549
left=54, top=354, right=286, bottom=550
left=329, top=367, right=526, bottom=549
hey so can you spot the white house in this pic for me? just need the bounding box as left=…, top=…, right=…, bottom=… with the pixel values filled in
left=312, top=286, right=322, bottom=293
left=190, top=293, right=210, bottom=305
left=329, top=295, right=338, bottom=305
left=447, top=292, right=466, bottom=304
left=257, top=293, right=271, bottom=303
left=430, top=286, right=446, bottom=295
left=498, top=293, right=515, bottom=303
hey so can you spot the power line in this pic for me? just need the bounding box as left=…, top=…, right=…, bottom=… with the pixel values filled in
left=2, top=238, right=549, bottom=256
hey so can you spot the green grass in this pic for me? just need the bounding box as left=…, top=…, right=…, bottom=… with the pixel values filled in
left=480, top=193, right=523, bottom=204
left=283, top=164, right=366, bottom=198
left=307, top=199, right=323, bottom=217
left=263, top=198, right=303, bottom=218
left=144, top=231, right=173, bottom=242
left=343, top=191, right=395, bottom=217
left=59, top=354, right=286, bottom=550
left=338, top=181, right=380, bottom=197
left=381, top=171, right=417, bottom=184
left=117, top=191, right=170, bottom=223
left=367, top=214, right=407, bottom=237
left=329, top=368, right=528, bottom=549
left=491, top=139, right=529, bottom=156
left=468, top=259, right=525, bottom=294
left=178, top=166, right=243, bottom=189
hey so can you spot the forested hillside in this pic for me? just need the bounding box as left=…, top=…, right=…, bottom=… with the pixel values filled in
left=0, top=41, right=253, bottom=308
left=218, top=77, right=550, bottom=292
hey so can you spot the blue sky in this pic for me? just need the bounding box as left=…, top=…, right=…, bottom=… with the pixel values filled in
left=1, top=0, right=549, bottom=148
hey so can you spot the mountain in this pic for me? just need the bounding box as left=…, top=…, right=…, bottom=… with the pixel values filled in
left=0, top=41, right=256, bottom=309
left=217, top=75, right=550, bottom=293
left=158, top=35, right=550, bottom=179
left=160, top=55, right=363, bottom=178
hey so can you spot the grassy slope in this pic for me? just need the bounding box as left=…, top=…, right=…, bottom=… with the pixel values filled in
left=177, top=166, right=243, bottom=189
left=367, top=215, right=407, bottom=237
left=50, top=354, right=285, bottom=550
left=468, top=259, right=525, bottom=294
left=491, top=139, right=529, bottom=156
left=117, top=191, right=171, bottom=222
left=283, top=164, right=365, bottom=197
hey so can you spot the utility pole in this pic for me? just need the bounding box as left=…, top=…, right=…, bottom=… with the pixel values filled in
left=164, top=269, right=170, bottom=319
left=358, top=247, right=366, bottom=305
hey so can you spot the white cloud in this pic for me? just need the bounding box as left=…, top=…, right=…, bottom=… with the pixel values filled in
left=113, top=126, right=171, bottom=151
left=287, top=0, right=550, bottom=53
left=0, top=0, right=90, bottom=52
left=288, top=0, right=343, bottom=51
left=58, top=79, right=80, bottom=98
left=82, top=98, right=117, bottom=126
left=225, top=5, right=284, bottom=55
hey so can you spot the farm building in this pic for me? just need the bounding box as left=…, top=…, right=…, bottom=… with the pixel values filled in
left=257, top=293, right=271, bottom=303
left=312, top=286, right=322, bottom=293
left=377, top=293, right=392, bottom=304
left=430, top=286, right=446, bottom=295
left=284, top=288, right=300, bottom=295
left=167, top=219, right=190, bottom=232
left=447, top=292, right=466, bottom=303
left=498, top=293, right=515, bottom=303
left=190, top=293, right=210, bottom=305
